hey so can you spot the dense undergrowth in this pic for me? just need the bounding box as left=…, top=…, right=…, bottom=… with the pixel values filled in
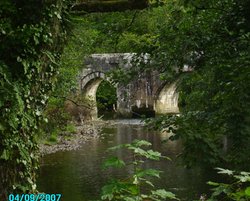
left=0, top=0, right=72, bottom=198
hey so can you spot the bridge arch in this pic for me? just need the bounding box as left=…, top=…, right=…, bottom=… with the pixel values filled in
left=80, top=71, right=117, bottom=118
left=154, top=82, right=179, bottom=114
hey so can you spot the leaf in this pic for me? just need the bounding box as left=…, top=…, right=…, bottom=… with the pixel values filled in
left=137, top=169, right=162, bottom=178
left=101, top=181, right=125, bottom=200
left=215, top=167, right=234, bottom=176
left=42, top=50, right=58, bottom=65
left=146, top=150, right=161, bottom=160
left=141, top=194, right=149, bottom=199
left=234, top=175, right=250, bottom=182
left=54, top=11, right=62, bottom=20
left=0, top=123, right=5, bottom=131
left=0, top=150, right=10, bottom=160
left=211, top=185, right=230, bottom=197
left=145, top=180, right=154, bottom=187
left=101, top=193, right=113, bottom=201
left=133, top=176, right=139, bottom=185
left=108, top=143, right=128, bottom=151
left=103, top=157, right=125, bottom=169
left=35, top=110, right=41, bottom=116
left=132, top=139, right=152, bottom=147
left=123, top=197, right=137, bottom=201
left=207, top=181, right=220, bottom=186
left=33, top=36, right=39, bottom=45
left=130, top=147, right=147, bottom=156
left=245, top=187, right=250, bottom=197
left=240, top=172, right=250, bottom=176
left=151, top=189, right=179, bottom=200
left=127, top=184, right=139, bottom=195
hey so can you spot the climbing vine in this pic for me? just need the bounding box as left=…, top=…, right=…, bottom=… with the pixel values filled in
left=0, top=0, right=71, bottom=199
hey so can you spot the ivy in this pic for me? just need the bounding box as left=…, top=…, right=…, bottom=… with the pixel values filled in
left=0, top=0, right=71, bottom=199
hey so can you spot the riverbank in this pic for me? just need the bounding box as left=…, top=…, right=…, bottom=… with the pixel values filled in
left=39, top=120, right=115, bottom=156
left=39, top=119, right=146, bottom=156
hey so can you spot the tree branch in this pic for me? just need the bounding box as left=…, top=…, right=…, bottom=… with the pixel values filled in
left=52, top=95, right=93, bottom=109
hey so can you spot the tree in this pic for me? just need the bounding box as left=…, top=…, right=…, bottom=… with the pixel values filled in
left=96, top=80, right=117, bottom=114
left=0, top=0, right=71, bottom=199
left=147, top=0, right=250, bottom=168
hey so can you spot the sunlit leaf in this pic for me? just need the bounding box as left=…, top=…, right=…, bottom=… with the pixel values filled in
left=151, top=189, right=179, bottom=200
left=146, top=150, right=161, bottom=160
left=207, top=181, right=220, bottom=186
left=215, top=167, right=234, bottom=176
left=145, top=180, right=154, bottom=187
left=132, top=139, right=152, bottom=147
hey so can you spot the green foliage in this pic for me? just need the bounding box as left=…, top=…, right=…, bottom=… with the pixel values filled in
left=72, top=0, right=149, bottom=12
left=0, top=0, right=71, bottom=198
left=101, top=139, right=178, bottom=201
left=207, top=168, right=250, bottom=201
left=66, top=8, right=161, bottom=54
left=103, top=156, right=126, bottom=169
left=43, top=14, right=104, bottom=130
left=42, top=97, right=71, bottom=134
left=64, top=123, right=77, bottom=134
left=42, top=94, right=94, bottom=139
left=146, top=0, right=250, bottom=168
left=45, top=129, right=59, bottom=145
left=96, top=80, right=117, bottom=113
left=56, top=16, right=101, bottom=96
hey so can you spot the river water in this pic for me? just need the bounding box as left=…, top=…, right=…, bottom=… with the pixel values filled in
left=37, top=119, right=218, bottom=201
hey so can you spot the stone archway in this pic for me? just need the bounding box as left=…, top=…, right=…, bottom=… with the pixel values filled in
left=82, top=78, right=103, bottom=118
left=154, top=82, right=179, bottom=114
left=80, top=71, right=117, bottom=118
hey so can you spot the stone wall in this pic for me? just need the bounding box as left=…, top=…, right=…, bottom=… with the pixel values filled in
left=79, top=53, right=179, bottom=118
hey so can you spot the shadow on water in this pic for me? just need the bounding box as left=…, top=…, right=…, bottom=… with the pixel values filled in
left=37, top=119, right=219, bottom=201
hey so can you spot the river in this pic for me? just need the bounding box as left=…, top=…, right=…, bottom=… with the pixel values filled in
left=37, top=119, right=218, bottom=201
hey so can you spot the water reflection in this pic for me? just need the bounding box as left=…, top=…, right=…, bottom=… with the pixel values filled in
left=37, top=120, right=217, bottom=201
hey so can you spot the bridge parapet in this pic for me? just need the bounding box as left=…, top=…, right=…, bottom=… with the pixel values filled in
left=84, top=53, right=134, bottom=70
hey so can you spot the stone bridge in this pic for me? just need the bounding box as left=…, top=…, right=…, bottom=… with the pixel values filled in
left=78, top=53, right=179, bottom=118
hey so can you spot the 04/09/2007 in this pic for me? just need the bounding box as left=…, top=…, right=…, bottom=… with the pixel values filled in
left=8, top=194, right=62, bottom=201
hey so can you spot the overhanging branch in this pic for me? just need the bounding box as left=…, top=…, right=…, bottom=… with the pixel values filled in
left=52, top=95, right=92, bottom=109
